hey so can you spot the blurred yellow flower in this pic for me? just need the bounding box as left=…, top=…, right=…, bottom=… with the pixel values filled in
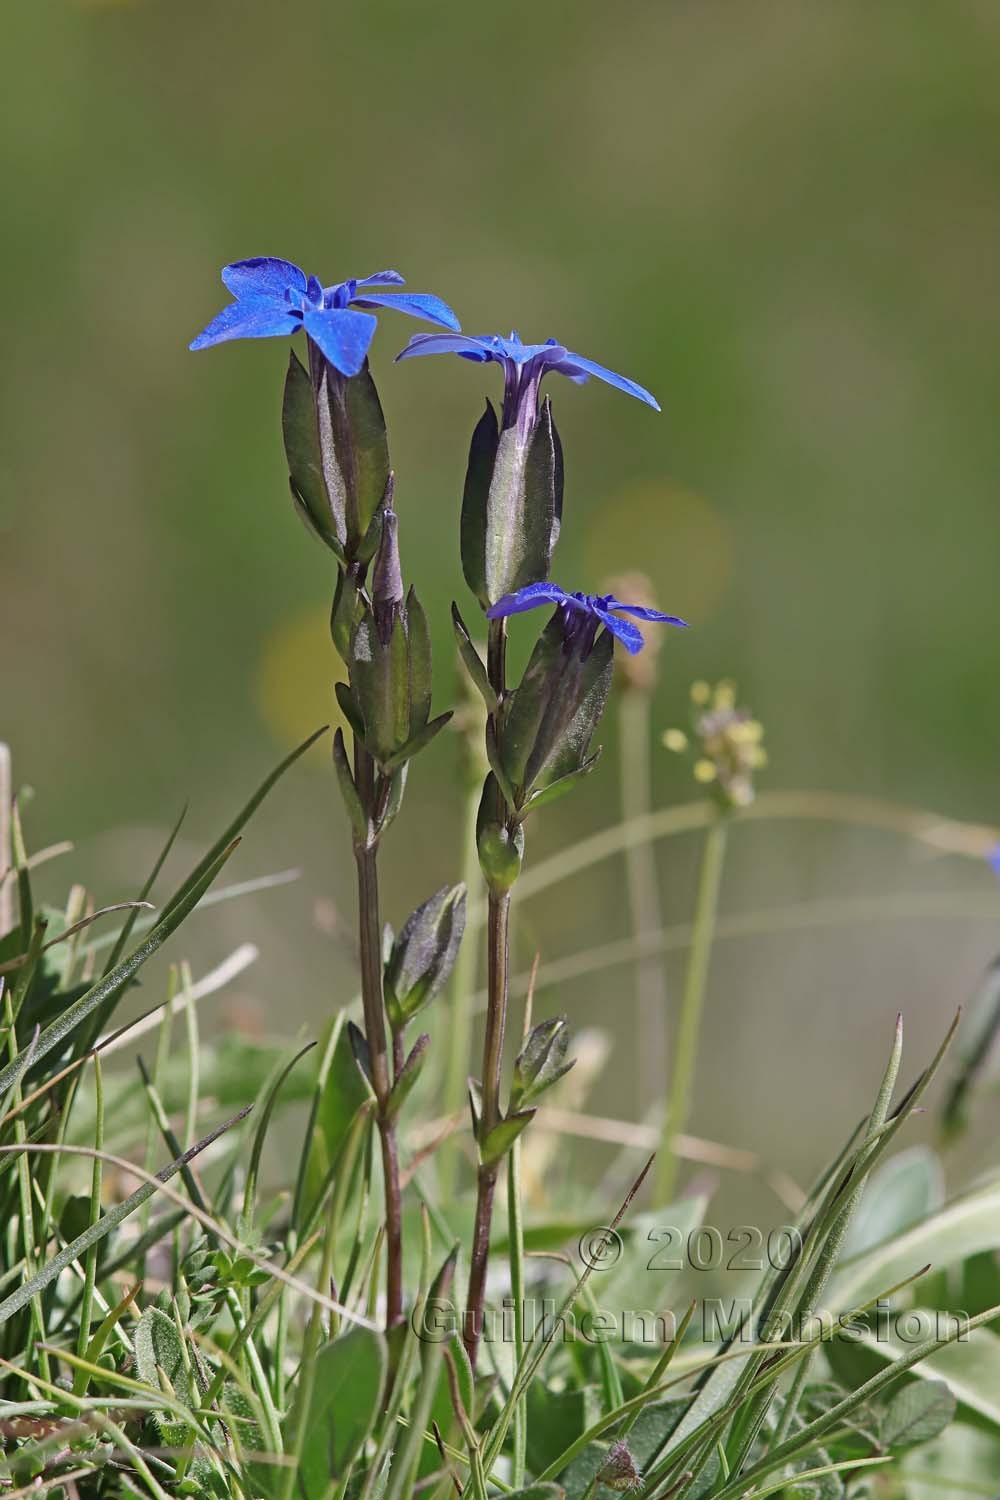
left=255, top=607, right=350, bottom=765
left=586, top=480, right=733, bottom=624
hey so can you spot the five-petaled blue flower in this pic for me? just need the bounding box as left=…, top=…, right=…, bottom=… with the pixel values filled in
left=396, top=330, right=659, bottom=436
left=190, top=258, right=460, bottom=377
left=487, top=581, right=686, bottom=655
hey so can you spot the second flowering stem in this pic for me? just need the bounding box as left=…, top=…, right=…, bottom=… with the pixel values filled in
left=465, top=618, right=513, bottom=1365
left=352, top=745, right=404, bottom=1333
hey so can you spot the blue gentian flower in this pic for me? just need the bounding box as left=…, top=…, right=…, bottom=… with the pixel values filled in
left=488, top=581, right=687, bottom=655
left=989, top=843, right=1000, bottom=878
left=396, top=330, right=659, bottom=434
left=190, top=258, right=460, bottom=377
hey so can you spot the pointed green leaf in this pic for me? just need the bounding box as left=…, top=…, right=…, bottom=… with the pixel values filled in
left=386, top=1033, right=429, bottom=1121
left=406, top=587, right=432, bottom=733
left=517, top=751, right=602, bottom=821
left=481, top=1108, right=535, bottom=1169
left=452, top=602, right=498, bottom=712
left=382, top=711, right=453, bottom=773
left=333, top=728, right=368, bottom=840
left=334, top=680, right=365, bottom=740
left=293, top=1326, right=387, bottom=1490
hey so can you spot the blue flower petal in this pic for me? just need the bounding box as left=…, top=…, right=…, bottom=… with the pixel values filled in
left=610, top=601, right=689, bottom=627
left=301, top=306, right=378, bottom=376
left=357, top=269, right=406, bottom=287
left=396, top=332, right=494, bottom=363
left=189, top=297, right=302, bottom=351
left=221, top=257, right=307, bottom=302
left=352, top=290, right=461, bottom=331
left=989, top=843, right=1000, bottom=878
left=594, top=607, right=645, bottom=653
left=301, top=307, right=379, bottom=378
left=486, top=582, right=571, bottom=619
left=552, top=351, right=661, bottom=411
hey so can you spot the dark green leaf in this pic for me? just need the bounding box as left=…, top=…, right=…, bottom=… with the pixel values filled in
left=517, top=752, right=602, bottom=821
left=334, top=680, right=365, bottom=740
left=481, top=1107, right=535, bottom=1168
left=382, top=711, right=452, bottom=773
left=406, top=587, right=432, bottom=733
left=386, top=1033, right=429, bottom=1121
left=333, top=728, right=368, bottom=840
left=452, top=602, right=498, bottom=712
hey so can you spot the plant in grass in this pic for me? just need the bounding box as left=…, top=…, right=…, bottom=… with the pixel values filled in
left=3, top=254, right=999, bottom=1500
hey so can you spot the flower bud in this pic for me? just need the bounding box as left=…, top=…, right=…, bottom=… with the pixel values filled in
left=349, top=519, right=451, bottom=771
left=476, top=776, right=524, bottom=893
left=384, top=885, right=467, bottom=1034
left=510, top=1016, right=575, bottom=1110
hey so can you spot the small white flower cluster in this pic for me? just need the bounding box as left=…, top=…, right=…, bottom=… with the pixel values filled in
left=663, top=679, right=767, bottom=810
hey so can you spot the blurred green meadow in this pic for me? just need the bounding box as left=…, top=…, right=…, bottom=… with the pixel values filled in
left=4, top=0, right=1000, bottom=1194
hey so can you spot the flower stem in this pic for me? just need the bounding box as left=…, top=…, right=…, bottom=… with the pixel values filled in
left=656, top=816, right=728, bottom=1204
left=439, top=776, right=483, bottom=1199
left=464, top=887, right=509, bottom=1363
left=506, top=975, right=534, bottom=1487
left=352, top=747, right=404, bottom=1333
left=619, top=687, right=669, bottom=1110
left=463, top=616, right=513, bottom=1364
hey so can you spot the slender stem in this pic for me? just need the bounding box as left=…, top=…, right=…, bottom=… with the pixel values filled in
left=463, top=615, right=513, bottom=1364
left=481, top=891, right=510, bottom=1138
left=464, top=889, right=510, bottom=1363
left=439, top=776, right=483, bottom=1199
left=656, top=817, right=728, bottom=1204
left=619, top=689, right=669, bottom=1110
left=506, top=975, right=533, bottom=1488
left=353, top=748, right=404, bottom=1333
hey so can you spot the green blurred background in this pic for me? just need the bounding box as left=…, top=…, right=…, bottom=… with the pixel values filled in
left=4, top=0, right=1000, bottom=1195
